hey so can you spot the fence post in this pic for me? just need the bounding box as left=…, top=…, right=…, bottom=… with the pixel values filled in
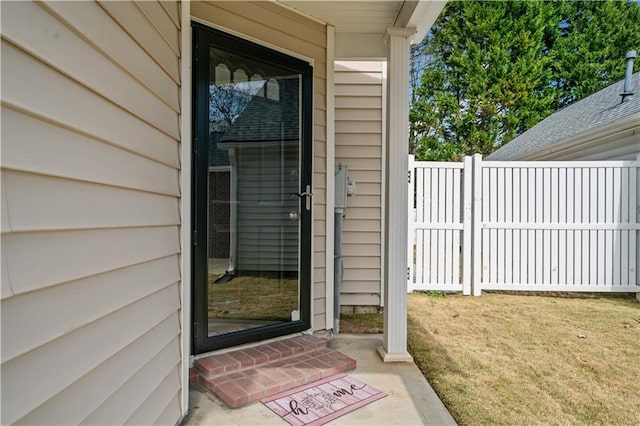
left=407, top=154, right=415, bottom=293
left=472, top=154, right=483, bottom=296
left=636, top=155, right=640, bottom=302
left=462, top=156, right=472, bottom=295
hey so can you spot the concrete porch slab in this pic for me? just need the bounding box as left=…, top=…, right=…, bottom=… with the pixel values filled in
left=184, top=334, right=456, bottom=425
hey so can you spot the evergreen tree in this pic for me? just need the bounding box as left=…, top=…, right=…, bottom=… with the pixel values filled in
left=411, top=0, right=640, bottom=161
left=551, top=0, right=640, bottom=108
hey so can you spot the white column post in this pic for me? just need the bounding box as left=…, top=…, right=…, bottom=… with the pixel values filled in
left=378, top=26, right=415, bottom=363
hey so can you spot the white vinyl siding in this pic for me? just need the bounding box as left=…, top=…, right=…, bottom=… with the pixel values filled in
left=516, top=126, right=640, bottom=161
left=192, top=1, right=328, bottom=329
left=235, top=146, right=299, bottom=272
left=0, top=1, right=182, bottom=424
left=335, top=60, right=385, bottom=306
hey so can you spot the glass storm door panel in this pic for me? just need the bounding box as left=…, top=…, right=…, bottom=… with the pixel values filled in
left=192, top=24, right=312, bottom=353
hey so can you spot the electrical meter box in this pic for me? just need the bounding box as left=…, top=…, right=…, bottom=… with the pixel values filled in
left=335, top=165, right=348, bottom=211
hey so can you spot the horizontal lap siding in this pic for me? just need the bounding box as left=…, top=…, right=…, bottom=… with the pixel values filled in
left=236, top=149, right=299, bottom=272
left=0, top=1, right=182, bottom=424
left=335, top=60, right=384, bottom=306
left=527, top=129, right=640, bottom=161
left=192, top=1, right=328, bottom=329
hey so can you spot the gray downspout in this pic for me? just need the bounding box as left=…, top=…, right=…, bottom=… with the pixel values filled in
left=334, top=210, right=344, bottom=333
left=334, top=164, right=349, bottom=333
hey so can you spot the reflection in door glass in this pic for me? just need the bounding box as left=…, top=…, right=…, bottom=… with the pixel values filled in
left=206, top=47, right=301, bottom=337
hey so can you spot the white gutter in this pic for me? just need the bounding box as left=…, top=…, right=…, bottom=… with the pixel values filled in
left=512, top=112, right=640, bottom=160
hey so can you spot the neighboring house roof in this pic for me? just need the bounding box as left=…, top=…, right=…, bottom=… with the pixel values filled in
left=487, top=72, right=640, bottom=160
left=209, top=78, right=299, bottom=166
left=220, top=77, right=300, bottom=144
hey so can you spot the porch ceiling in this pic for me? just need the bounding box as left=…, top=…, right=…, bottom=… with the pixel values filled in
left=280, top=1, right=403, bottom=34
left=279, top=1, right=446, bottom=44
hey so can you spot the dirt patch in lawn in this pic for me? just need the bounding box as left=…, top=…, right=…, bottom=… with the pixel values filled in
left=339, top=313, right=384, bottom=334
left=408, top=292, right=640, bottom=425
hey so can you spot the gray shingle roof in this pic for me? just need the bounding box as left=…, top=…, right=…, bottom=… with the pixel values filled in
left=209, top=78, right=300, bottom=166
left=220, top=78, right=299, bottom=144
left=487, top=72, right=640, bottom=160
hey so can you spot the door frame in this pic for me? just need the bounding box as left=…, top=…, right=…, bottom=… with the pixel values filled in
left=191, top=22, right=313, bottom=354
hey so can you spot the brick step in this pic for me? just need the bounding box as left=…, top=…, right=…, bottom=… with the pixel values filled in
left=192, top=335, right=356, bottom=408
left=194, top=335, right=329, bottom=380
left=189, top=368, right=199, bottom=385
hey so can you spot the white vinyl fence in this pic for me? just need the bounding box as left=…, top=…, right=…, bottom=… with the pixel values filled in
left=408, top=157, right=472, bottom=294
left=408, top=155, right=640, bottom=295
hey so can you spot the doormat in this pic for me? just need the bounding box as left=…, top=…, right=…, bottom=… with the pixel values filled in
left=261, top=373, right=387, bottom=426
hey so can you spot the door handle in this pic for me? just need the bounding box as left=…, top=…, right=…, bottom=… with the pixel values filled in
left=289, top=185, right=313, bottom=211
